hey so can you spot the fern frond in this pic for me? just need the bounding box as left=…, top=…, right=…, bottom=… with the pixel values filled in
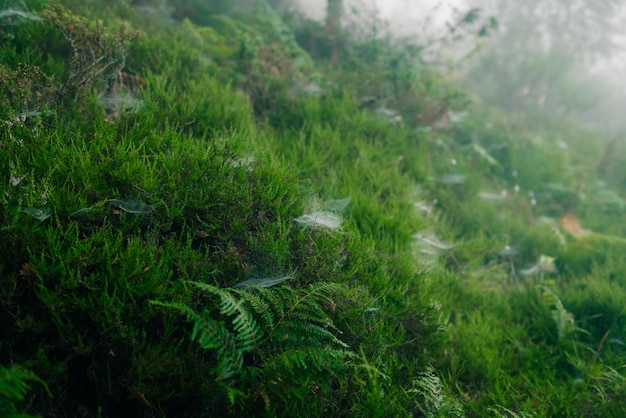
left=206, top=323, right=242, bottom=380
left=256, top=285, right=290, bottom=317
left=151, top=301, right=225, bottom=348
left=150, top=300, right=242, bottom=379
left=152, top=280, right=352, bottom=385
left=292, top=282, right=342, bottom=309
left=186, top=281, right=223, bottom=297
left=189, top=281, right=264, bottom=351
left=275, top=347, right=353, bottom=372
left=189, top=314, right=242, bottom=380
left=0, top=365, right=51, bottom=414
left=150, top=300, right=197, bottom=318
left=275, top=320, right=348, bottom=348
left=232, top=288, right=276, bottom=329
left=409, top=367, right=464, bottom=418
left=286, top=302, right=332, bottom=324
left=220, top=291, right=264, bottom=351
left=272, top=282, right=341, bottom=331
left=486, top=405, right=536, bottom=418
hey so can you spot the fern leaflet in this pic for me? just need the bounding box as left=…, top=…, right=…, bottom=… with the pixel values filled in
left=151, top=280, right=351, bottom=384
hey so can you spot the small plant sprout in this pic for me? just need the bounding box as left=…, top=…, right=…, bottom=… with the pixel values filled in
left=538, top=286, right=580, bottom=341
left=408, top=366, right=464, bottom=416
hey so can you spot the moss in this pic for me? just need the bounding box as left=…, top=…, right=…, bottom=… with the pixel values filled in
left=1, top=0, right=626, bottom=416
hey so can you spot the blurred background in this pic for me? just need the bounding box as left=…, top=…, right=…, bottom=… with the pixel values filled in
left=269, top=0, right=626, bottom=135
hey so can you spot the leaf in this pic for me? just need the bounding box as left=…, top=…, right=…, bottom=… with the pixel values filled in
left=152, top=282, right=351, bottom=383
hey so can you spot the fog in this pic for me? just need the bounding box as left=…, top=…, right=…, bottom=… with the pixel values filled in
left=278, top=0, right=470, bottom=45
left=273, top=0, right=626, bottom=134
left=283, top=0, right=463, bottom=30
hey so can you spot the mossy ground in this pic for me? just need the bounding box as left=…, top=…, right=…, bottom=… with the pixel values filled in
left=1, top=1, right=625, bottom=417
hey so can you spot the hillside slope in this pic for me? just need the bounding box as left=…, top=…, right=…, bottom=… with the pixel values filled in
left=1, top=1, right=625, bottom=416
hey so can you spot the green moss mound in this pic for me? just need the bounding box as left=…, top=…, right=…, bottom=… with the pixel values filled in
left=2, top=1, right=626, bottom=417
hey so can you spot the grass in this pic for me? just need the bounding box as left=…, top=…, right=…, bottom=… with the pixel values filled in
left=1, top=0, right=626, bottom=416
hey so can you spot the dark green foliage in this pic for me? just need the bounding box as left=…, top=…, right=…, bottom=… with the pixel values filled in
left=2, top=0, right=626, bottom=416
left=0, top=366, right=49, bottom=418
left=0, top=1, right=139, bottom=121
left=151, top=281, right=356, bottom=412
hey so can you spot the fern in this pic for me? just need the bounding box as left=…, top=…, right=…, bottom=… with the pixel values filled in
left=486, top=405, right=536, bottom=418
left=233, top=288, right=276, bottom=329
left=408, top=366, right=464, bottom=418
left=0, top=365, right=50, bottom=418
left=150, top=281, right=351, bottom=384
left=151, top=301, right=242, bottom=379
left=196, top=320, right=241, bottom=380
left=213, top=286, right=264, bottom=351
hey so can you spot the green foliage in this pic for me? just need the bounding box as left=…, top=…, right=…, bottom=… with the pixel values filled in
left=466, top=0, right=624, bottom=129
left=0, top=1, right=139, bottom=120
left=1, top=0, right=626, bottom=416
left=152, top=281, right=351, bottom=383
left=0, top=366, right=49, bottom=418
left=408, top=367, right=464, bottom=417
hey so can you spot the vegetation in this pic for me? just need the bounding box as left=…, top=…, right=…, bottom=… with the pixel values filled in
left=1, top=0, right=625, bottom=416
